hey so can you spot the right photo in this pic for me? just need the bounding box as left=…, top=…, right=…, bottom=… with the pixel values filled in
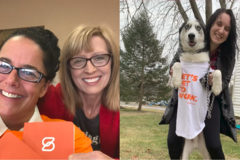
left=120, top=0, right=240, bottom=159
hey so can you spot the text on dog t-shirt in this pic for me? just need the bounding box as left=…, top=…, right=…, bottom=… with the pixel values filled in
left=176, top=61, right=209, bottom=139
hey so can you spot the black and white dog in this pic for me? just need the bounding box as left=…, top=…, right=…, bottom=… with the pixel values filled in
left=172, top=19, right=222, bottom=159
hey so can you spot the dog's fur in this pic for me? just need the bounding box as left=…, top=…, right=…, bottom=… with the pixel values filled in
left=172, top=19, right=222, bottom=159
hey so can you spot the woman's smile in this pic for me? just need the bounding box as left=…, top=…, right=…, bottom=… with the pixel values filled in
left=83, top=76, right=101, bottom=84
left=1, top=90, right=23, bottom=99
left=214, top=33, right=222, bottom=39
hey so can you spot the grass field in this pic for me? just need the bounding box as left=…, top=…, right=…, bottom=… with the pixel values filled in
left=120, top=107, right=240, bottom=160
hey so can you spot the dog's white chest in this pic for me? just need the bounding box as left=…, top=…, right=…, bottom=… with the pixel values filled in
left=180, top=52, right=209, bottom=63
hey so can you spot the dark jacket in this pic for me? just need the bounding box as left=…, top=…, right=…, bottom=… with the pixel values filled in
left=159, top=50, right=237, bottom=143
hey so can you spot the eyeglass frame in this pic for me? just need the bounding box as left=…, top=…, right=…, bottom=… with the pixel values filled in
left=68, top=54, right=112, bottom=69
left=0, top=60, right=47, bottom=83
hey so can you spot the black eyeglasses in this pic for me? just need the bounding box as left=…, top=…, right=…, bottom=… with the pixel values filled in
left=69, top=54, right=112, bottom=69
left=0, top=60, right=47, bottom=83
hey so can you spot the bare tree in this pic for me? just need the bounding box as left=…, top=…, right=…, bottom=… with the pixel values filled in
left=219, top=0, right=226, bottom=9
left=120, top=0, right=239, bottom=63
left=205, top=0, right=212, bottom=22
left=189, top=0, right=204, bottom=24
left=175, top=0, right=188, bottom=21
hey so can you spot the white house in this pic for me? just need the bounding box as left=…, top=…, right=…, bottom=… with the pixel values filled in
left=232, top=60, right=240, bottom=118
left=231, top=10, right=240, bottom=118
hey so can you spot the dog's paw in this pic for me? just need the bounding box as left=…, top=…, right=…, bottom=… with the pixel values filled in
left=212, top=70, right=222, bottom=96
left=172, top=76, right=182, bottom=89
left=172, top=62, right=182, bottom=89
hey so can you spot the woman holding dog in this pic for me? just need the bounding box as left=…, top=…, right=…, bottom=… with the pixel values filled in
left=37, top=25, right=119, bottom=159
left=160, top=8, right=238, bottom=159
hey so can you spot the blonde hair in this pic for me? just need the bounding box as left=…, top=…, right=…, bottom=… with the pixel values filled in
left=59, top=24, right=119, bottom=114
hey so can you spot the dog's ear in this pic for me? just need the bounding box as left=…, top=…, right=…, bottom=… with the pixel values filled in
left=195, top=20, right=206, bottom=34
left=179, top=20, right=188, bottom=49
left=197, top=20, right=207, bottom=42
left=200, top=22, right=207, bottom=41
left=179, top=20, right=188, bottom=34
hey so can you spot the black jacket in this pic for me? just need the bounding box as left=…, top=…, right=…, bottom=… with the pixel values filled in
left=159, top=50, right=237, bottom=143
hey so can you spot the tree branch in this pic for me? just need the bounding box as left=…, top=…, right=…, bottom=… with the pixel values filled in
left=205, top=0, right=212, bottom=23
left=229, top=0, right=235, bottom=9
left=125, top=0, right=132, bottom=23
left=175, top=0, right=188, bottom=21
left=189, top=0, right=204, bottom=24
left=219, top=0, right=226, bottom=9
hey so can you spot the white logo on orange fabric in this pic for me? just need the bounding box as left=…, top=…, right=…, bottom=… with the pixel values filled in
left=42, top=137, right=55, bottom=152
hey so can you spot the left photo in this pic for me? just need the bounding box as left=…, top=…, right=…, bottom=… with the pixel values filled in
left=0, top=0, right=119, bottom=159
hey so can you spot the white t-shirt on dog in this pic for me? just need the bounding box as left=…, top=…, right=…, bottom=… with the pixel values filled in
left=176, top=61, right=209, bottom=139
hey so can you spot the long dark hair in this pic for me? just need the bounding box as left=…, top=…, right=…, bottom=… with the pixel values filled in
left=206, top=8, right=238, bottom=73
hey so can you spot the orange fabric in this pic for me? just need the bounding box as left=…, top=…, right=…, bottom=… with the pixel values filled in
left=0, top=132, right=42, bottom=159
left=2, top=130, right=24, bottom=140
left=41, top=115, right=93, bottom=153
left=22, top=121, right=74, bottom=159
left=0, top=115, right=93, bottom=153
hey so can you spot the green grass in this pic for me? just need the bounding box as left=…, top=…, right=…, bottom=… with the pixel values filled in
left=120, top=107, right=240, bottom=160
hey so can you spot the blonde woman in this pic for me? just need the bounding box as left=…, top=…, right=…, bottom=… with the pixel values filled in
left=37, top=25, right=119, bottom=159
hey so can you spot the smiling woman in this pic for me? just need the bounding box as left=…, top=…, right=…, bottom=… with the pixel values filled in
left=0, top=37, right=47, bottom=122
left=0, top=28, right=92, bottom=156
left=160, top=8, right=238, bottom=160
left=37, top=25, right=120, bottom=159
left=69, top=36, right=112, bottom=100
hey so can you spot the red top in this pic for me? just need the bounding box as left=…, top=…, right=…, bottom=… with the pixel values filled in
left=37, top=83, right=119, bottom=158
left=210, top=48, right=220, bottom=70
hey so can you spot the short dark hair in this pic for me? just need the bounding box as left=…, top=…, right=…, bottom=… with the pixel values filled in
left=206, top=8, right=238, bottom=72
left=0, top=28, right=60, bottom=81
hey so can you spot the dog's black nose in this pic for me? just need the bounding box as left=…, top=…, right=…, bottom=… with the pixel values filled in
left=188, top=33, right=195, bottom=40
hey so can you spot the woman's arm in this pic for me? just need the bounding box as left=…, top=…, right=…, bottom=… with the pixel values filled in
left=74, top=125, right=93, bottom=153
left=221, top=57, right=235, bottom=91
left=68, top=151, right=113, bottom=160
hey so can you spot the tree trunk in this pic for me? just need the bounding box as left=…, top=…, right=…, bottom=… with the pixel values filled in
left=138, top=43, right=145, bottom=111
left=175, top=0, right=188, bottom=21
left=219, top=0, right=226, bottom=9
left=205, top=0, right=212, bottom=23
left=137, top=64, right=145, bottom=111
left=230, top=0, right=235, bottom=9
left=189, top=0, right=204, bottom=25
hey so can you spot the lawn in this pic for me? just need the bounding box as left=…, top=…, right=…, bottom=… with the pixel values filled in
left=120, top=107, right=240, bottom=160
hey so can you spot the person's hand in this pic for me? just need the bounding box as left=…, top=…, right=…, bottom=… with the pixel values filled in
left=208, top=73, right=213, bottom=86
left=68, top=151, right=113, bottom=160
left=170, top=67, right=173, bottom=76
